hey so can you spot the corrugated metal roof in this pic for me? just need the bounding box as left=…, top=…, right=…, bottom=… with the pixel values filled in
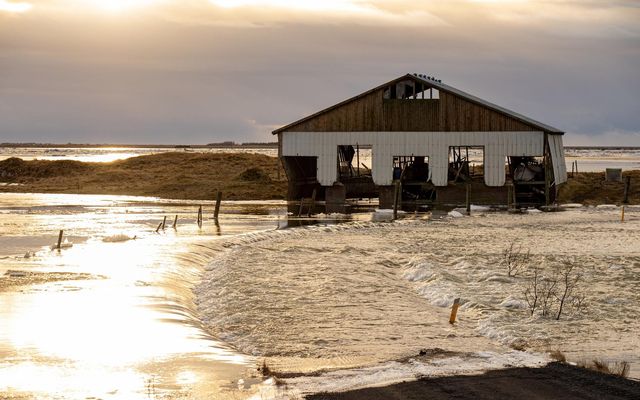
left=272, top=73, right=564, bottom=135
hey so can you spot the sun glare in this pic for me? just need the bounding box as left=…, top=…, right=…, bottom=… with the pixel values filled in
left=209, top=0, right=366, bottom=13
left=0, top=0, right=32, bottom=13
left=83, top=0, right=161, bottom=13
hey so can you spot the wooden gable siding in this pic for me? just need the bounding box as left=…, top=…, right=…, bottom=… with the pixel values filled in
left=281, top=90, right=537, bottom=133
left=283, top=90, right=384, bottom=132
left=438, top=92, right=536, bottom=132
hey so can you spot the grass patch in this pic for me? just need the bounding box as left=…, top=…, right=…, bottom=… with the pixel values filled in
left=0, top=153, right=287, bottom=200
left=577, top=359, right=631, bottom=378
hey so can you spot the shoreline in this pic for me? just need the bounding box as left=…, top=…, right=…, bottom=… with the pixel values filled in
left=306, top=362, right=640, bottom=400
left=1, top=152, right=638, bottom=205
left=0, top=152, right=287, bottom=201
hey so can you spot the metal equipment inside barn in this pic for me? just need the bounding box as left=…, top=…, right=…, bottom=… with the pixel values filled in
left=273, top=73, right=567, bottom=211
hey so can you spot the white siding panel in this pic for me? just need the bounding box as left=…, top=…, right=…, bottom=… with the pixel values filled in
left=549, top=134, right=567, bottom=184
left=281, top=131, right=546, bottom=187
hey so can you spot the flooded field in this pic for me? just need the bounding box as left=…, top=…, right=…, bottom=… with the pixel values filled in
left=1, top=191, right=638, bottom=399
left=196, top=206, right=640, bottom=396
left=0, top=193, right=371, bottom=399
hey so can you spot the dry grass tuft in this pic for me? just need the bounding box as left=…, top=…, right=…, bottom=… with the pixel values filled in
left=577, top=359, right=631, bottom=378
left=558, top=171, right=640, bottom=205
left=0, top=153, right=287, bottom=200
left=549, top=350, right=566, bottom=363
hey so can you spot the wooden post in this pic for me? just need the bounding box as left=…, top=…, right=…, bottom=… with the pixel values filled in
left=161, top=216, right=167, bottom=230
left=308, top=188, right=317, bottom=217
left=571, top=161, right=575, bottom=178
left=197, top=206, right=202, bottom=227
left=393, top=180, right=400, bottom=220
left=172, top=215, right=178, bottom=229
left=544, top=134, right=551, bottom=207
left=298, top=197, right=305, bottom=217
left=575, top=160, right=578, bottom=174
left=214, top=191, right=222, bottom=220
left=465, top=184, right=471, bottom=215
left=623, top=176, right=631, bottom=204
left=507, top=184, right=513, bottom=209
left=155, top=223, right=162, bottom=233
left=449, top=298, right=461, bottom=324
left=356, top=144, right=360, bottom=177
left=57, top=230, right=64, bottom=250
left=621, top=206, right=625, bottom=223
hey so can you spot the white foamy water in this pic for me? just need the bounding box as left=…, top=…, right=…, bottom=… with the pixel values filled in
left=196, top=206, right=640, bottom=389
left=0, top=193, right=304, bottom=399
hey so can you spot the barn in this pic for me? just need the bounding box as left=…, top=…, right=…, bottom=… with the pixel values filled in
left=273, top=73, right=567, bottom=211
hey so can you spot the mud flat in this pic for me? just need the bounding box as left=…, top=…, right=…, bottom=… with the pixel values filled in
left=307, top=362, right=640, bottom=400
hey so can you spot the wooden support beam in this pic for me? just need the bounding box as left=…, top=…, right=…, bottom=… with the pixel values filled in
left=393, top=180, right=401, bottom=220
left=466, top=184, right=471, bottom=215
left=623, top=176, right=631, bottom=204
left=544, top=133, right=551, bottom=207
left=57, top=230, right=64, bottom=250
left=308, top=188, right=317, bottom=217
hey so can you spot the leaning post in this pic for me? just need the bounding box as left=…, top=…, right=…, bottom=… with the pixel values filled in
left=57, top=230, right=64, bottom=250
left=214, top=191, right=222, bottom=220
left=449, top=298, right=461, bottom=324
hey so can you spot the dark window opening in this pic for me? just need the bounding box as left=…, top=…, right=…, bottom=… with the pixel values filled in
left=337, top=144, right=372, bottom=180
left=448, top=146, right=484, bottom=183
left=393, top=155, right=434, bottom=201
left=383, top=80, right=439, bottom=100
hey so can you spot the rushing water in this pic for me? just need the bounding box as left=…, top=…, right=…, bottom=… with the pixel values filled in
left=1, top=145, right=639, bottom=398
left=0, top=193, right=377, bottom=399
left=196, top=206, right=640, bottom=396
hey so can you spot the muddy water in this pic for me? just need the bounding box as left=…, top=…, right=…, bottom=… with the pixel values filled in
left=0, top=193, right=370, bottom=399
left=197, top=206, right=640, bottom=383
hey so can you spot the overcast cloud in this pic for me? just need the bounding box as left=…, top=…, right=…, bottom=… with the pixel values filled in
left=1, top=0, right=638, bottom=145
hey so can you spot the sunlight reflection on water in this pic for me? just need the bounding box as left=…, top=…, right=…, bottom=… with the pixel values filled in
left=0, top=193, right=339, bottom=399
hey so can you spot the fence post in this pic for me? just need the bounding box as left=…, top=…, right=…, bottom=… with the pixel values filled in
left=214, top=191, right=222, bottom=220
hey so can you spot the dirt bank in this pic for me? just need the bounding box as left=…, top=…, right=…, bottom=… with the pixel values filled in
left=307, top=362, right=640, bottom=400
left=0, top=153, right=637, bottom=204
left=558, top=171, right=639, bottom=205
left=0, top=152, right=287, bottom=201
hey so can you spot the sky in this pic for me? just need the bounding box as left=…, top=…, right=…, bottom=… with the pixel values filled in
left=1, top=0, right=639, bottom=145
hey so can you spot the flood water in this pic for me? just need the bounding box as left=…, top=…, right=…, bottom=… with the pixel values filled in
left=0, top=193, right=373, bottom=399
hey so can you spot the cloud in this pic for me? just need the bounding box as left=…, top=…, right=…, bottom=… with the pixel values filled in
left=0, top=0, right=638, bottom=144
left=0, top=0, right=32, bottom=13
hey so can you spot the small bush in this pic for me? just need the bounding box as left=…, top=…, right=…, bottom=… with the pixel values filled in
left=549, top=350, right=566, bottom=362
left=502, top=240, right=530, bottom=277
left=237, top=167, right=271, bottom=182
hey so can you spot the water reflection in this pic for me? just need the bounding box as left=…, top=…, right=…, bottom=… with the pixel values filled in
left=0, top=193, right=391, bottom=399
